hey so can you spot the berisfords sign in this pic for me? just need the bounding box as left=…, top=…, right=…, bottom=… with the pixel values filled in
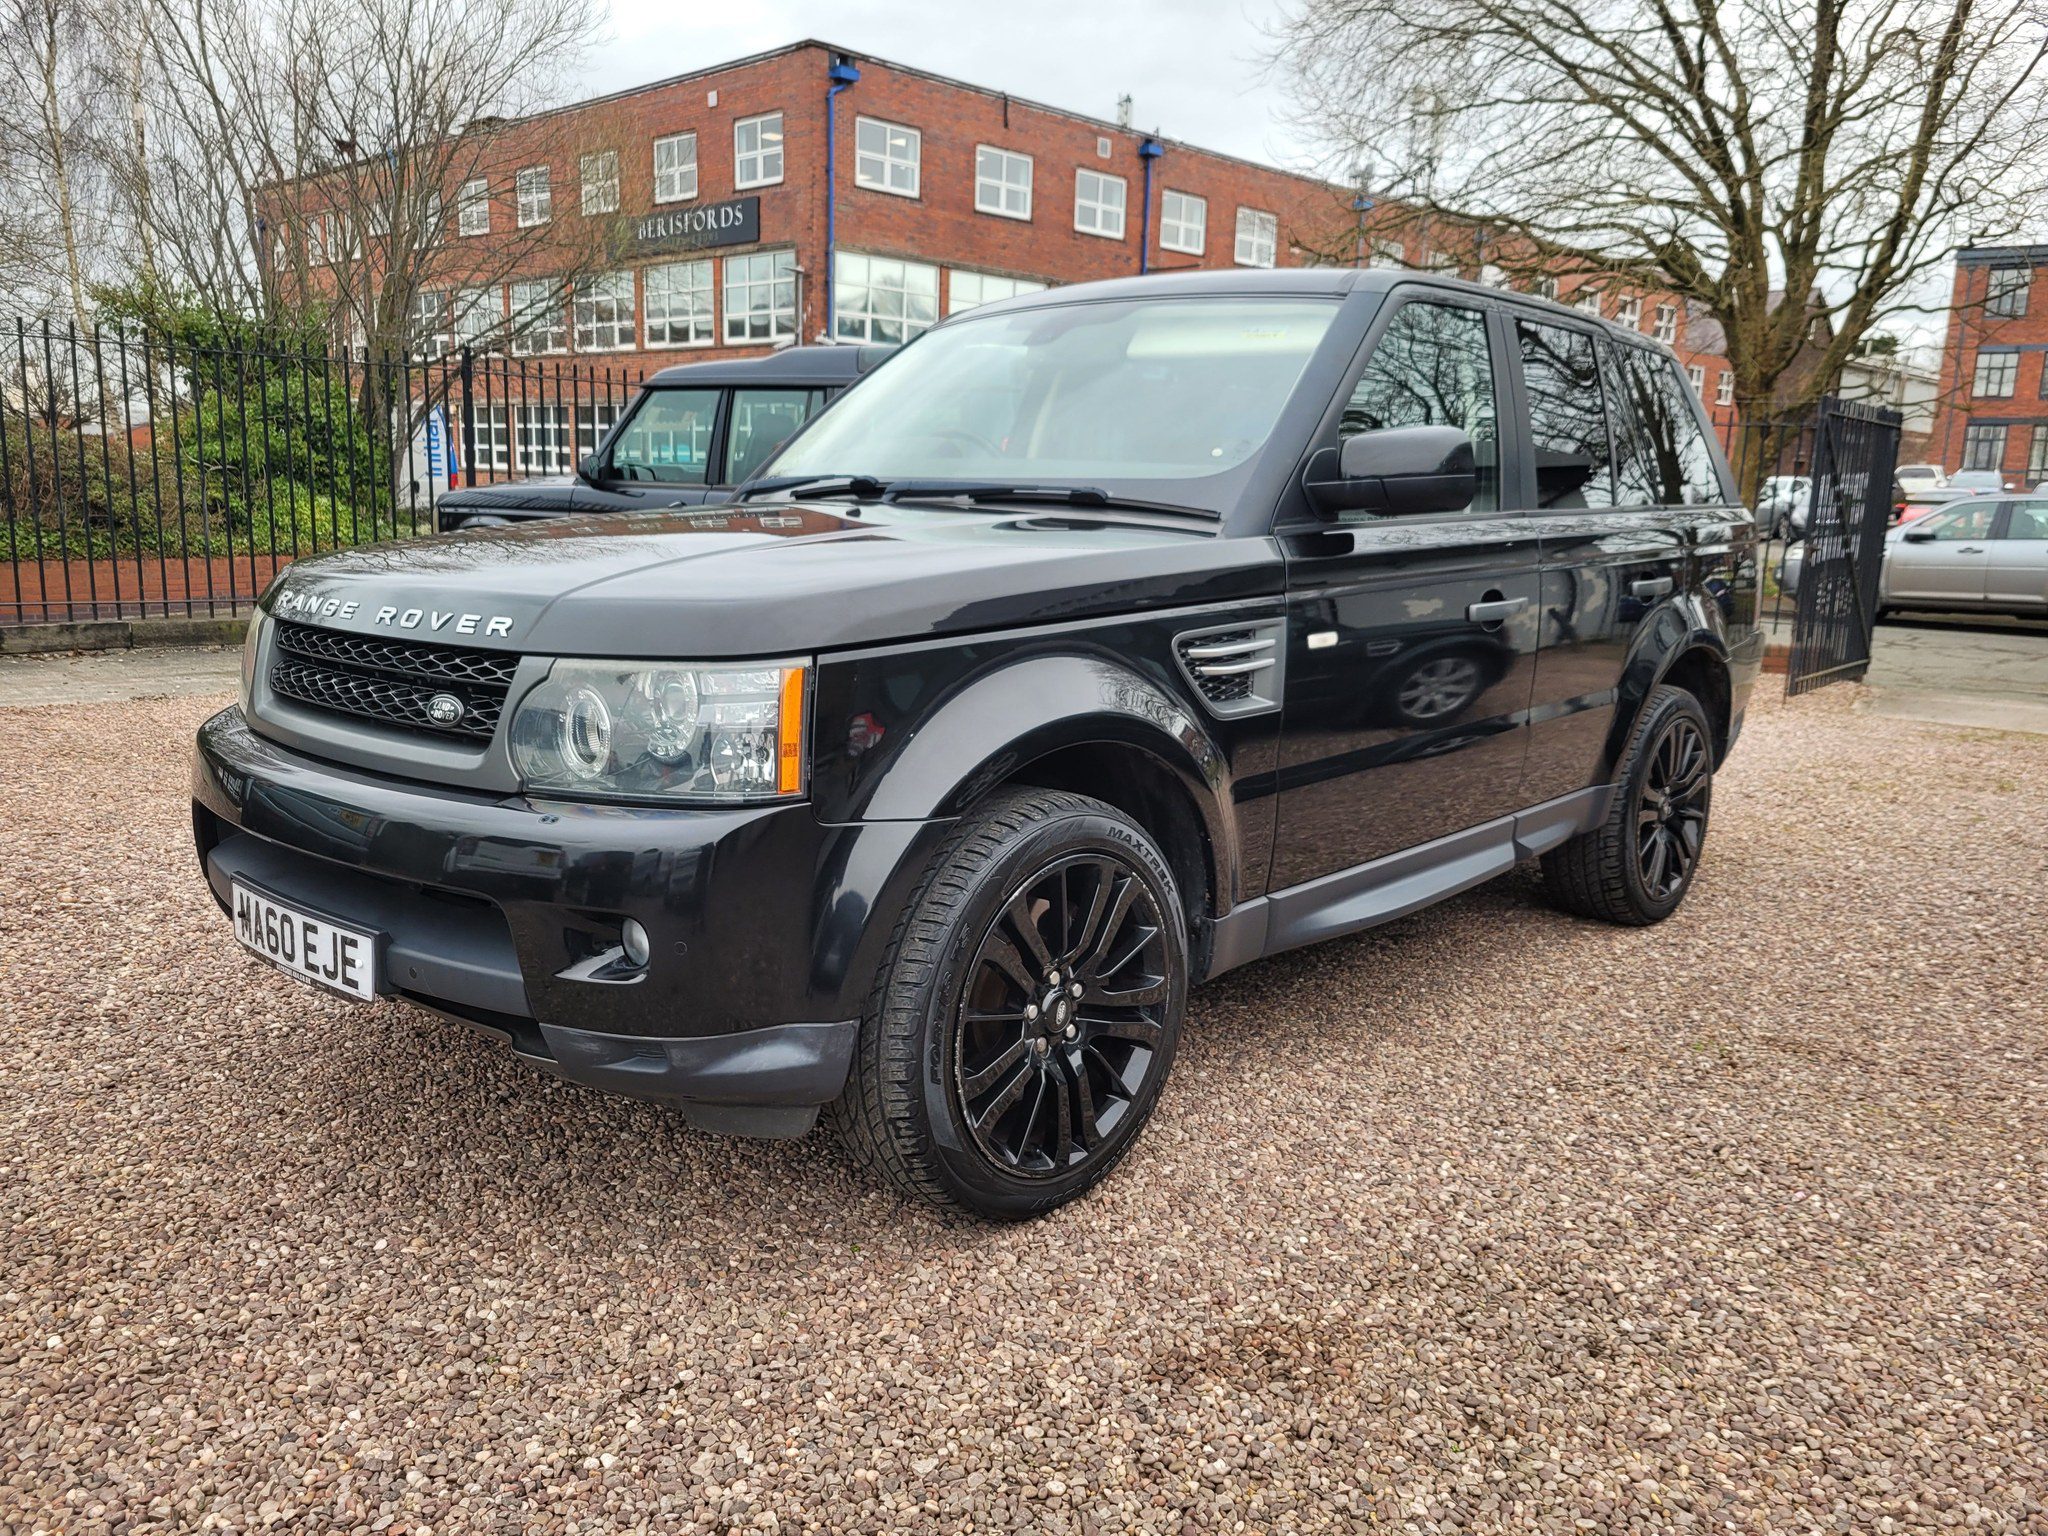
left=626, top=196, right=761, bottom=255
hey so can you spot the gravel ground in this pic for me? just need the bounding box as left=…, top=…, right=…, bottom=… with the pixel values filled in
left=3, top=688, right=2044, bottom=1534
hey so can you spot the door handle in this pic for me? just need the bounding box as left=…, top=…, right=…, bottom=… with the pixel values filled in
left=1958, top=545, right=1985, bottom=554
left=1631, top=576, right=1676, bottom=600
left=1466, top=595, right=1530, bottom=623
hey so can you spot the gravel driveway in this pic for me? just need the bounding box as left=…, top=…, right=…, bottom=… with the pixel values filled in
left=3, top=688, right=2043, bottom=1533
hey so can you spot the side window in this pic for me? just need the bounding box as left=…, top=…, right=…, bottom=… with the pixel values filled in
left=1341, top=299, right=1497, bottom=512
left=725, top=388, right=821, bottom=485
left=607, top=388, right=719, bottom=484
left=1516, top=318, right=1616, bottom=509
left=1925, top=502, right=1998, bottom=541
left=1613, top=345, right=1723, bottom=505
left=2000, top=501, right=2048, bottom=540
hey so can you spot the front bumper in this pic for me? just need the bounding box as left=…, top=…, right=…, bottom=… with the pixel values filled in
left=193, top=706, right=943, bottom=1136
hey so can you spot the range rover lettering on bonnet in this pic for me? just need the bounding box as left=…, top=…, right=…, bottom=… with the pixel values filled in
left=273, top=586, right=515, bottom=638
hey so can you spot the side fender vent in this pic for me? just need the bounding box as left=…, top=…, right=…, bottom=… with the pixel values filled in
left=1174, top=621, right=1284, bottom=717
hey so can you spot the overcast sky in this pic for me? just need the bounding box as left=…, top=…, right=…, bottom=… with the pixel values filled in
left=587, top=0, right=1322, bottom=174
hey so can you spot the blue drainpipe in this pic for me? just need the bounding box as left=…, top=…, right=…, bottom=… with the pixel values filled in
left=824, top=56, right=861, bottom=340
left=1138, top=138, right=1164, bottom=274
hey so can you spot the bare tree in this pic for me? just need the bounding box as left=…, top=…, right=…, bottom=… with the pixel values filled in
left=1275, top=0, right=2048, bottom=458
left=118, top=0, right=610, bottom=357
left=0, top=0, right=110, bottom=326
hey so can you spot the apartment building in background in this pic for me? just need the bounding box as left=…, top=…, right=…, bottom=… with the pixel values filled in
left=1930, top=244, right=2048, bottom=482
left=270, top=40, right=1748, bottom=474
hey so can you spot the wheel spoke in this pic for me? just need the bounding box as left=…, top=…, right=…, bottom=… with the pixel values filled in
left=969, top=1059, right=1034, bottom=1135
left=1078, top=877, right=1138, bottom=980
left=1645, top=830, right=1670, bottom=893
left=1006, top=893, right=1055, bottom=975
left=983, top=937, right=1037, bottom=998
left=1066, top=862, right=1113, bottom=968
left=961, top=1036, right=1030, bottom=1098
left=1092, top=977, right=1170, bottom=1009
left=1086, top=1011, right=1163, bottom=1044
left=1047, top=1068, right=1074, bottom=1167
left=1062, top=1047, right=1103, bottom=1148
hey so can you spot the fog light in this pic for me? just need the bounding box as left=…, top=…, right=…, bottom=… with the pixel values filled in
left=620, top=918, right=651, bottom=969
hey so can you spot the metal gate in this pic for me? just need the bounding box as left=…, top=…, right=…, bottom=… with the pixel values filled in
left=1785, top=396, right=1903, bottom=694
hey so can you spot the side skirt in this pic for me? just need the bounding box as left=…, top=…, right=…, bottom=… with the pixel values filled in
left=1202, top=785, right=1611, bottom=979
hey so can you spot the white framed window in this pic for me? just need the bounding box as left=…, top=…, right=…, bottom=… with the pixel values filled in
left=734, top=112, right=784, bottom=189
left=580, top=151, right=619, bottom=216
left=457, top=178, right=489, bottom=237
left=516, top=403, right=573, bottom=474
left=723, top=248, right=796, bottom=343
left=1074, top=169, right=1126, bottom=240
left=508, top=279, right=565, bottom=354
left=855, top=116, right=920, bottom=197
left=452, top=286, right=498, bottom=352
left=1973, top=349, right=2019, bottom=398
left=975, top=146, right=1032, bottom=220
left=1716, top=370, right=1734, bottom=406
left=834, top=252, right=939, bottom=343
left=1096, top=136, right=1112, bottom=159
left=409, top=291, right=451, bottom=359
left=1160, top=190, right=1205, bottom=256
left=474, top=404, right=511, bottom=469
left=576, top=402, right=622, bottom=458
left=1235, top=207, right=1277, bottom=268
left=515, top=166, right=551, bottom=227
left=948, top=269, right=1048, bottom=315
left=1532, top=275, right=1560, bottom=301
left=1613, top=294, right=1643, bottom=329
left=1369, top=238, right=1406, bottom=268
left=420, top=192, right=442, bottom=247
left=644, top=259, right=715, bottom=347
left=1652, top=303, right=1678, bottom=344
left=572, top=272, right=635, bottom=352
left=1686, top=363, right=1706, bottom=394
left=270, top=224, right=293, bottom=271
left=653, top=132, right=697, bottom=203
left=1986, top=264, right=2032, bottom=318
left=1575, top=287, right=1603, bottom=316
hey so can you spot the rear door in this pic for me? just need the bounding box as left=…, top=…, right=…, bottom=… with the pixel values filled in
left=1985, top=498, right=2048, bottom=610
left=1885, top=501, right=1998, bottom=603
left=1516, top=328, right=1726, bottom=805
left=1272, top=289, right=1541, bottom=889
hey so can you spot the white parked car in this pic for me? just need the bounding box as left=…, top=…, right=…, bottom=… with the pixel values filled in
left=1756, top=474, right=1810, bottom=537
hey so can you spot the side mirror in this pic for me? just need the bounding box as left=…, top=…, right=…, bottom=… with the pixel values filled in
left=1307, top=424, right=1477, bottom=516
left=1902, top=528, right=1936, bottom=543
left=577, top=455, right=605, bottom=486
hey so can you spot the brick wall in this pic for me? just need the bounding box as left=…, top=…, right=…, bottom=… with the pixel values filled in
left=1927, top=248, right=2048, bottom=482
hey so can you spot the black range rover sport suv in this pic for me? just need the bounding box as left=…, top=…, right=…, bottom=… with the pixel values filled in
left=194, top=269, right=1761, bottom=1219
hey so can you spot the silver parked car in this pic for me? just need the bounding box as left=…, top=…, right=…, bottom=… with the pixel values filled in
left=1778, top=497, right=2048, bottom=614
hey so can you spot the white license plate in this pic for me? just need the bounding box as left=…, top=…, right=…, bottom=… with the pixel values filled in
left=231, top=880, right=378, bottom=1001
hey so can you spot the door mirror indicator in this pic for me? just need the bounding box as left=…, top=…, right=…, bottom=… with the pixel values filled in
left=1307, top=425, right=1477, bottom=516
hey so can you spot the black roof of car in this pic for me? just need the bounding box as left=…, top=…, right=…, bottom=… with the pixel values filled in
left=645, top=343, right=895, bottom=388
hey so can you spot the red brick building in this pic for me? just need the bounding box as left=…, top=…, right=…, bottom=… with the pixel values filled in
left=1929, top=244, right=2048, bottom=483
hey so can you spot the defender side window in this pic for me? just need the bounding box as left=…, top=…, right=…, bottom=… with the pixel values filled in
left=1517, top=319, right=1617, bottom=509
left=608, top=388, right=719, bottom=484
left=726, top=388, right=822, bottom=485
left=1341, top=300, right=1497, bottom=512
left=1613, top=346, right=1722, bottom=505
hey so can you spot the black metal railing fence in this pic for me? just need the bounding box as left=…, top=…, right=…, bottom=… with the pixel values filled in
left=2, top=317, right=645, bottom=627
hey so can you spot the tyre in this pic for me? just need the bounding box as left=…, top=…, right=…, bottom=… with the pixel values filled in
left=829, top=788, right=1188, bottom=1219
left=1541, top=684, right=1714, bottom=926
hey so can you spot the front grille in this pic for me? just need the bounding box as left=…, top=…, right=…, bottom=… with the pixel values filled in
left=268, top=620, right=515, bottom=744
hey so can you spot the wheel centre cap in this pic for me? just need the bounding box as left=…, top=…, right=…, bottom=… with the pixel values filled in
left=1044, top=991, right=1073, bottom=1033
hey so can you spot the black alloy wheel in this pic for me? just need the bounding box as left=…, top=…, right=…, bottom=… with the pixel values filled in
left=1636, top=714, right=1710, bottom=902
left=1541, top=683, right=1714, bottom=926
left=830, top=788, right=1188, bottom=1219
left=953, top=854, right=1172, bottom=1178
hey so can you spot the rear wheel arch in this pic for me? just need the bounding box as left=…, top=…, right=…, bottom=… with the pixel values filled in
left=1656, top=644, right=1733, bottom=763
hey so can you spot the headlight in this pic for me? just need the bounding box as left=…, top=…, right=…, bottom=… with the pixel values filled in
left=240, top=607, right=270, bottom=714
left=510, top=658, right=808, bottom=802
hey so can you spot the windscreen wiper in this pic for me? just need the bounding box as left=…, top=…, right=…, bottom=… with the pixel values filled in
left=733, top=474, right=890, bottom=503
left=880, top=482, right=1217, bottom=520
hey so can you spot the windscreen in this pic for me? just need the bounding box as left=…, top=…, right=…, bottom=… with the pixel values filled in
left=765, top=297, right=1339, bottom=505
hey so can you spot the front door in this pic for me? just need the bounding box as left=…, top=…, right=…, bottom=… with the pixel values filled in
left=1273, top=293, right=1540, bottom=890
left=1986, top=498, right=2048, bottom=610
left=1886, top=501, right=1999, bottom=604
